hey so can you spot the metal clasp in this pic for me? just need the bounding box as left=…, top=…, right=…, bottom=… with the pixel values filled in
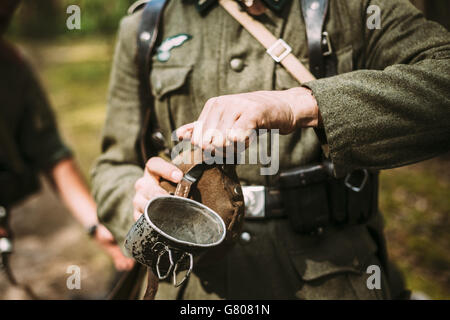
left=152, top=242, right=174, bottom=280
left=172, top=252, right=194, bottom=287
left=266, top=39, right=292, bottom=63
left=322, top=31, right=332, bottom=56
left=345, top=169, right=369, bottom=193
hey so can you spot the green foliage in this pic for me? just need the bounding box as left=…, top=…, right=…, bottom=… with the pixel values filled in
left=9, top=0, right=136, bottom=38
left=379, top=162, right=450, bottom=299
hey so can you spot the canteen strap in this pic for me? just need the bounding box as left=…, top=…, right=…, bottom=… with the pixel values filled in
left=174, top=163, right=207, bottom=198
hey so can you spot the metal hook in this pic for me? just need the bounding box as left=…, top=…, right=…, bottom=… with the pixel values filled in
left=172, top=252, right=194, bottom=287
left=345, top=169, right=369, bottom=193
left=153, top=243, right=174, bottom=280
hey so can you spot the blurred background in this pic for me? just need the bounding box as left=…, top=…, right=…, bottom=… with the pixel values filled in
left=0, top=0, right=448, bottom=299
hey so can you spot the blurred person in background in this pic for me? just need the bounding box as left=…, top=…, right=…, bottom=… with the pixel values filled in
left=0, top=0, right=134, bottom=296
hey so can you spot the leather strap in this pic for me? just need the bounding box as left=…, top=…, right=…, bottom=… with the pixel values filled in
left=134, top=3, right=170, bottom=299
left=301, top=0, right=329, bottom=78
left=219, top=0, right=316, bottom=84
left=174, top=163, right=207, bottom=198
left=137, top=0, right=169, bottom=163
left=219, top=0, right=333, bottom=155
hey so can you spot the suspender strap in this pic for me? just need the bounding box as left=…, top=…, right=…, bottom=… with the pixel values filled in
left=301, top=0, right=330, bottom=78
left=135, top=1, right=169, bottom=299
left=219, top=0, right=315, bottom=84
left=137, top=0, right=169, bottom=163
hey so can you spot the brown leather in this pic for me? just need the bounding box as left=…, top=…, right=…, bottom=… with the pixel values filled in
left=159, top=149, right=245, bottom=265
left=143, top=268, right=159, bottom=300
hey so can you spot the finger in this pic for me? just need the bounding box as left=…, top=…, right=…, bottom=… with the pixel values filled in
left=192, top=98, right=218, bottom=147
left=133, top=188, right=167, bottom=217
left=115, top=257, right=135, bottom=272
left=228, top=115, right=256, bottom=143
left=134, top=176, right=168, bottom=199
left=95, top=225, right=115, bottom=242
left=115, top=259, right=134, bottom=272
left=133, top=193, right=151, bottom=216
left=103, top=245, right=134, bottom=271
left=133, top=209, right=142, bottom=221
left=145, top=157, right=183, bottom=183
left=192, top=120, right=209, bottom=147
left=127, top=259, right=136, bottom=270
left=176, top=122, right=195, bottom=141
left=202, top=111, right=223, bottom=150
left=213, top=111, right=240, bottom=148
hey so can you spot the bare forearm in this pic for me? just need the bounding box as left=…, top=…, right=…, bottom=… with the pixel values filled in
left=49, top=158, right=98, bottom=228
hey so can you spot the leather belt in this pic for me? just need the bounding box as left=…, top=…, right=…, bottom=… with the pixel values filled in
left=242, top=169, right=378, bottom=234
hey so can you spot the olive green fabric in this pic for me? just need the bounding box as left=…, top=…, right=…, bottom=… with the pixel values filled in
left=153, top=217, right=390, bottom=300
left=92, top=0, right=449, bottom=299
left=305, top=0, right=450, bottom=177
left=0, top=39, right=72, bottom=205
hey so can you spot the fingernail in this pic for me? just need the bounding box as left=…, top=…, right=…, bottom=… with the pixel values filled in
left=171, top=170, right=183, bottom=182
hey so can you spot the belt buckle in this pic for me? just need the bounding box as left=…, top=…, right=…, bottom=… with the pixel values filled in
left=242, top=186, right=266, bottom=219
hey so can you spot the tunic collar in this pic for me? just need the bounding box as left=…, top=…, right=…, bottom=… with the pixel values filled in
left=192, top=0, right=290, bottom=14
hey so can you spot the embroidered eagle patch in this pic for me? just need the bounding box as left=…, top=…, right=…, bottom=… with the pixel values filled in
left=156, top=33, right=193, bottom=62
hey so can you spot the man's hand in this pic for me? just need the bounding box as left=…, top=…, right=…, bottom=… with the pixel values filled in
left=132, top=157, right=183, bottom=221
left=176, top=87, right=319, bottom=150
left=94, top=224, right=135, bottom=271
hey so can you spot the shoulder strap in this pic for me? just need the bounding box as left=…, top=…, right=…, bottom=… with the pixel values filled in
left=128, top=0, right=151, bottom=15
left=301, top=0, right=331, bottom=78
left=219, top=0, right=315, bottom=84
left=136, top=0, right=169, bottom=164
left=219, top=0, right=331, bottom=156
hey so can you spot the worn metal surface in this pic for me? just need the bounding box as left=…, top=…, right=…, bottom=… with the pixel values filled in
left=124, top=196, right=226, bottom=285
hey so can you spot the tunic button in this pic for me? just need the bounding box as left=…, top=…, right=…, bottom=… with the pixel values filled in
left=230, top=58, right=245, bottom=72
left=310, top=1, right=319, bottom=10
left=240, top=232, right=251, bottom=243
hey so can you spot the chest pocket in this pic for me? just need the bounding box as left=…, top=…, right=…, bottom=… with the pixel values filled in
left=150, top=64, right=194, bottom=149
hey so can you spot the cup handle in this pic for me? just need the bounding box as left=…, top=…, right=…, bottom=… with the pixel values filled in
left=152, top=242, right=174, bottom=280
left=172, top=252, right=194, bottom=287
